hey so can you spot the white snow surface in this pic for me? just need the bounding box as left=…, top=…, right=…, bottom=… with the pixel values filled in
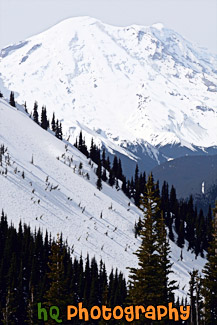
left=0, top=98, right=206, bottom=297
left=0, top=17, right=217, bottom=155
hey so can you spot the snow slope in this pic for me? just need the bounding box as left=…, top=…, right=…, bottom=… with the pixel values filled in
left=0, top=98, right=205, bottom=297
left=0, top=16, right=217, bottom=164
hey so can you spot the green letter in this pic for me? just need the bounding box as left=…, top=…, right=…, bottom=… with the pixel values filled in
left=37, top=303, right=48, bottom=321
left=50, top=306, right=62, bottom=323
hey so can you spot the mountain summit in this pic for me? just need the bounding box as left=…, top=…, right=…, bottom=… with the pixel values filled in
left=0, top=17, right=217, bottom=172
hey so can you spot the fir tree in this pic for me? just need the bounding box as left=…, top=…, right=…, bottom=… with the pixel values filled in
left=55, top=120, right=63, bottom=140
left=9, top=91, right=16, bottom=107
left=129, top=176, right=162, bottom=307
left=51, top=112, right=56, bottom=132
left=96, top=160, right=102, bottom=191
left=156, top=212, right=178, bottom=305
left=129, top=175, right=177, bottom=323
left=24, top=101, right=28, bottom=113
left=41, top=106, right=49, bottom=130
left=33, top=101, right=39, bottom=124
left=188, top=269, right=203, bottom=324
left=108, top=170, right=115, bottom=187
left=44, top=234, right=67, bottom=324
left=112, top=156, right=119, bottom=178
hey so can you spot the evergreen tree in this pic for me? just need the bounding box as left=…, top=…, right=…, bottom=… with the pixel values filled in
left=112, top=156, right=119, bottom=178
left=41, top=106, right=49, bottom=130
left=188, top=269, right=203, bottom=324
left=2, top=288, right=17, bottom=325
left=24, top=101, right=28, bottom=113
left=9, top=91, right=16, bottom=107
left=134, top=164, right=141, bottom=206
left=129, top=175, right=177, bottom=324
left=44, top=234, right=67, bottom=324
left=55, top=120, right=63, bottom=140
left=156, top=212, right=178, bottom=305
left=96, top=160, right=102, bottom=191
left=51, top=113, right=56, bottom=132
left=129, top=176, right=165, bottom=310
left=102, top=148, right=106, bottom=168
left=108, top=170, right=115, bottom=187
left=202, top=202, right=217, bottom=324
left=33, top=101, right=39, bottom=124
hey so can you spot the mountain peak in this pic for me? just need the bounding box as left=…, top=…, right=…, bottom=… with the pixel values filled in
left=0, top=17, right=216, bottom=170
left=151, top=22, right=164, bottom=30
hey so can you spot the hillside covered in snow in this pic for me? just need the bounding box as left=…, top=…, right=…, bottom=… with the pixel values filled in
left=0, top=98, right=206, bottom=297
left=0, top=17, right=217, bottom=174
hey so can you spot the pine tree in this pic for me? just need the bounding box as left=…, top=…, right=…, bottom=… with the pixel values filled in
left=2, top=288, right=17, bottom=325
left=108, top=170, right=115, bottom=187
left=33, top=101, right=39, bottom=124
left=51, top=113, right=56, bottom=132
left=156, top=212, right=178, bottom=305
left=41, top=106, right=49, bottom=130
left=129, top=175, right=162, bottom=307
left=9, top=91, right=16, bottom=107
left=188, top=269, right=203, bottom=324
left=55, top=120, right=63, bottom=140
left=129, top=175, right=177, bottom=323
left=24, top=101, right=28, bottom=113
left=202, top=202, right=217, bottom=324
left=112, top=156, right=119, bottom=178
left=44, top=234, right=67, bottom=324
left=96, top=160, right=102, bottom=191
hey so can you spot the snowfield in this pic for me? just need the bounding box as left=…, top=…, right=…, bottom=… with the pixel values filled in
left=0, top=98, right=206, bottom=297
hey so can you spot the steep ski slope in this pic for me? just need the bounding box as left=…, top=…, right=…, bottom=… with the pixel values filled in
left=0, top=17, right=216, bottom=164
left=0, top=98, right=205, bottom=296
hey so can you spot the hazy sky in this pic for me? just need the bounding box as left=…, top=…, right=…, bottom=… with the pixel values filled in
left=0, top=0, right=216, bottom=53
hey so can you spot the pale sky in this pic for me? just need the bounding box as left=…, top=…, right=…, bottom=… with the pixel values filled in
left=0, top=0, right=216, bottom=53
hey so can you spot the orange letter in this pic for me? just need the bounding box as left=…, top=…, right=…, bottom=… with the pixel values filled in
left=78, top=303, right=89, bottom=321
left=135, top=306, right=145, bottom=320
left=67, top=306, right=78, bottom=320
left=113, top=306, right=124, bottom=320
left=168, top=302, right=179, bottom=321
left=102, top=306, right=112, bottom=321
left=145, top=306, right=156, bottom=320
left=90, top=306, right=101, bottom=320
left=157, top=306, right=167, bottom=320
left=124, top=306, right=134, bottom=322
left=180, top=306, right=190, bottom=321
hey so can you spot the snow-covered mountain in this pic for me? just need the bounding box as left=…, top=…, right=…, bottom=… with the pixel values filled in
left=0, top=17, right=217, bottom=174
left=0, top=98, right=205, bottom=297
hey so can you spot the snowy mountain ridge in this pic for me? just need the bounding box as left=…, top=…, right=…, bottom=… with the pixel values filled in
left=0, top=16, right=217, bottom=171
left=0, top=98, right=205, bottom=297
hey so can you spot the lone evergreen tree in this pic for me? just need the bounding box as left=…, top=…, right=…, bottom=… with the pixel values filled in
left=9, top=91, right=16, bottom=107
left=33, top=101, right=39, bottom=124
left=96, top=160, right=102, bottom=191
